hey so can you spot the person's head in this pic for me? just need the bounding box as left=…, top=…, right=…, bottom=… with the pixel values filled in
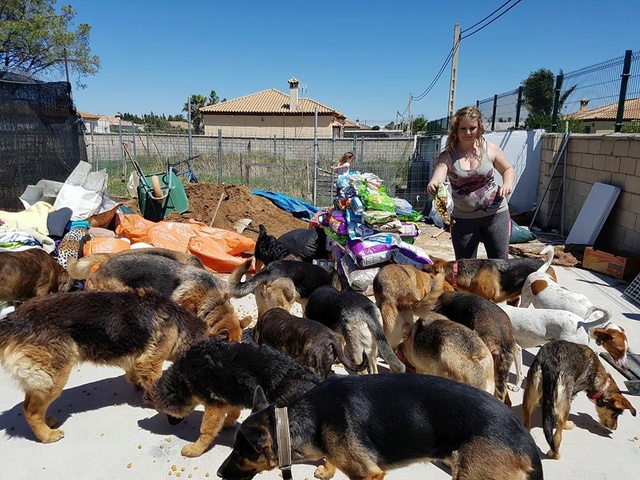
left=339, top=151, right=354, bottom=165
left=446, top=106, right=485, bottom=152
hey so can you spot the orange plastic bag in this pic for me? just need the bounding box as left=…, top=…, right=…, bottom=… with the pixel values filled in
left=83, top=237, right=131, bottom=256
left=115, top=213, right=255, bottom=273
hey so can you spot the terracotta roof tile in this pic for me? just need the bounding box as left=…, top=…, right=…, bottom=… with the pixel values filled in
left=566, top=98, right=640, bottom=120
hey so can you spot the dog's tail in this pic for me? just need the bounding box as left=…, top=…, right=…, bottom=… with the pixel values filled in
left=536, top=245, right=555, bottom=274
left=370, top=306, right=406, bottom=373
left=332, top=342, right=368, bottom=373
left=410, top=271, right=446, bottom=317
left=66, top=253, right=114, bottom=279
left=228, top=259, right=271, bottom=297
left=539, top=363, right=563, bottom=457
left=579, top=305, right=612, bottom=331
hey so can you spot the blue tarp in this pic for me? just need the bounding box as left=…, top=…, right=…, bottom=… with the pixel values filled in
left=251, top=190, right=319, bottom=221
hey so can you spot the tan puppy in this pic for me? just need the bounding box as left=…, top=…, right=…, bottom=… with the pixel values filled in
left=396, top=312, right=495, bottom=394
left=373, top=264, right=446, bottom=349
left=0, top=249, right=76, bottom=304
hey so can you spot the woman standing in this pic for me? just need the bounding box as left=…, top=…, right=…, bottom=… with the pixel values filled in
left=427, top=106, right=515, bottom=260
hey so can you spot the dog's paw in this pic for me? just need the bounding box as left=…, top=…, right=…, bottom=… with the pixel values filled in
left=546, top=449, right=561, bottom=460
left=507, top=383, right=521, bottom=392
left=564, top=420, right=575, bottom=430
left=40, top=428, right=65, bottom=443
left=314, top=465, right=335, bottom=480
left=181, top=443, right=206, bottom=458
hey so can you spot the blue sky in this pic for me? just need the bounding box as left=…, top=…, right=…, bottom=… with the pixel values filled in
left=70, top=0, right=639, bottom=127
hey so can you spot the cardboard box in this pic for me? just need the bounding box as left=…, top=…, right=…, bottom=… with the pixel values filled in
left=582, top=247, right=640, bottom=281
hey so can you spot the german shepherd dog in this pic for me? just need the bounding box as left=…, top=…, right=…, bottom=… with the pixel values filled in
left=0, top=248, right=77, bottom=304
left=0, top=289, right=206, bottom=443
left=433, top=291, right=516, bottom=404
left=253, top=307, right=368, bottom=378
left=523, top=340, right=636, bottom=460
left=144, top=338, right=321, bottom=458
left=372, top=264, right=447, bottom=349
left=396, top=312, right=495, bottom=394
left=66, top=247, right=205, bottom=279
left=218, top=374, right=544, bottom=480
left=228, top=259, right=343, bottom=317
left=425, top=247, right=557, bottom=305
left=305, top=285, right=405, bottom=374
left=85, top=253, right=251, bottom=342
left=253, top=224, right=298, bottom=272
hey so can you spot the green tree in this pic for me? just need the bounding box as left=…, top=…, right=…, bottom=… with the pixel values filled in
left=411, top=115, right=428, bottom=134
left=384, top=121, right=396, bottom=130
left=522, top=68, right=576, bottom=130
left=0, top=0, right=100, bottom=86
left=183, top=90, right=225, bottom=134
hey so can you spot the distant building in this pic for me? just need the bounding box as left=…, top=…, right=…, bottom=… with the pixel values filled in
left=565, top=97, right=640, bottom=133
left=77, top=109, right=111, bottom=134
left=200, top=78, right=346, bottom=138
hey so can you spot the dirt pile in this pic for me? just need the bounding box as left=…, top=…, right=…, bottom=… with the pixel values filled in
left=162, top=183, right=309, bottom=240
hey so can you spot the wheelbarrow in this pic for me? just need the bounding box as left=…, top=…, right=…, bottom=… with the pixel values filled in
left=130, top=157, right=189, bottom=222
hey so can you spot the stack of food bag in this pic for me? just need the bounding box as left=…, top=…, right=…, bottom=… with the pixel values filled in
left=316, top=171, right=432, bottom=291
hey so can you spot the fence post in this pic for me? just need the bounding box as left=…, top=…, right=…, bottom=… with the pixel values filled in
left=615, top=49, right=633, bottom=133
left=551, top=72, right=563, bottom=132
left=515, top=86, right=523, bottom=129
left=491, top=95, right=497, bottom=131
left=217, top=128, right=223, bottom=183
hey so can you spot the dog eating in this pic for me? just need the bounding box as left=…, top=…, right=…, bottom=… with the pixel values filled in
left=0, top=289, right=206, bottom=443
left=218, top=374, right=544, bottom=480
left=145, top=338, right=320, bottom=458
left=523, top=340, right=636, bottom=459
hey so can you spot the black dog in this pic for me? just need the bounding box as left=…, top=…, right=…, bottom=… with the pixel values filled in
left=254, top=224, right=298, bottom=271
left=253, top=307, right=368, bottom=378
left=218, top=374, right=544, bottom=480
left=305, top=285, right=405, bottom=374
left=145, top=338, right=320, bottom=458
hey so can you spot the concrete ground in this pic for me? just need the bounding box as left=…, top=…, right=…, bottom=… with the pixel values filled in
left=1, top=240, right=639, bottom=479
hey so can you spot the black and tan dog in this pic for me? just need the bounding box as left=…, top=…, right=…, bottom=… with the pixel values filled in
left=305, top=285, right=405, bottom=374
left=253, top=307, right=368, bottom=379
left=425, top=248, right=557, bottom=305
left=253, top=224, right=299, bottom=272
left=0, top=289, right=206, bottom=443
left=66, top=247, right=205, bottom=279
left=433, top=291, right=517, bottom=405
left=228, top=258, right=343, bottom=317
left=0, top=248, right=77, bottom=304
left=523, top=339, right=636, bottom=460
left=373, top=264, right=448, bottom=349
left=396, top=312, right=495, bottom=394
left=218, top=374, right=544, bottom=480
left=84, top=253, right=250, bottom=342
left=144, top=338, right=321, bottom=458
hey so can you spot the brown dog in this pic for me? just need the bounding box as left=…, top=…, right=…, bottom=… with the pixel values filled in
left=426, top=248, right=557, bottom=305
left=0, top=248, right=76, bottom=304
left=372, top=264, right=446, bottom=350
left=66, top=247, right=204, bottom=279
left=253, top=307, right=368, bottom=378
left=396, top=312, right=495, bottom=394
left=85, top=253, right=250, bottom=341
left=0, top=289, right=206, bottom=443
left=523, top=340, right=636, bottom=459
left=433, top=291, right=517, bottom=405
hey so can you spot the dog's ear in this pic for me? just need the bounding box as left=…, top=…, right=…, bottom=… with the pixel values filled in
left=610, top=393, right=637, bottom=416
left=591, top=328, right=612, bottom=346
left=252, top=386, right=269, bottom=412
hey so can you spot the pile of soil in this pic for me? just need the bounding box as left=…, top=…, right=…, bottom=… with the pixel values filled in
left=162, top=183, right=309, bottom=240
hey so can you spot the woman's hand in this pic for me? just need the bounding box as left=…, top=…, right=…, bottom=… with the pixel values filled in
left=427, top=181, right=438, bottom=196
left=499, top=183, right=512, bottom=197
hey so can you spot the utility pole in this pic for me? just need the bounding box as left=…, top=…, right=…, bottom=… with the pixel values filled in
left=407, top=94, right=413, bottom=136
left=448, top=23, right=461, bottom=121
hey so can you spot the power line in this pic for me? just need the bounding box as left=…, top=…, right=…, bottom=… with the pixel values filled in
left=460, top=0, right=518, bottom=34
left=461, top=0, right=523, bottom=39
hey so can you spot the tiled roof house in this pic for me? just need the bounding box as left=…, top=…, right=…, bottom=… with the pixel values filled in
left=200, top=78, right=346, bottom=138
left=565, top=98, right=640, bottom=133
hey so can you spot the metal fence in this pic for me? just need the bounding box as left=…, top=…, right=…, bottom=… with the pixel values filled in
left=89, top=132, right=443, bottom=211
left=429, top=49, right=640, bottom=133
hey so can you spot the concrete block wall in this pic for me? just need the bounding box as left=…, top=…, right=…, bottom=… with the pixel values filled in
left=538, top=133, right=640, bottom=255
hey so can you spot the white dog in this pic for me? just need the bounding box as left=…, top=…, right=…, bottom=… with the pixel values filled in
left=499, top=303, right=612, bottom=388
left=520, top=245, right=629, bottom=371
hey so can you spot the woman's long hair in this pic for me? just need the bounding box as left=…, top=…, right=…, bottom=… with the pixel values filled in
left=445, top=106, right=485, bottom=157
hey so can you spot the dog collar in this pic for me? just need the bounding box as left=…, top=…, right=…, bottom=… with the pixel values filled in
left=452, top=261, right=458, bottom=289
left=275, top=406, right=293, bottom=480
left=588, top=377, right=610, bottom=404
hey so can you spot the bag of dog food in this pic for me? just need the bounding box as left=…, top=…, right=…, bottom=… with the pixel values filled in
left=393, top=197, right=414, bottom=216
left=345, top=233, right=402, bottom=268
left=328, top=210, right=349, bottom=236
left=358, top=181, right=396, bottom=212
